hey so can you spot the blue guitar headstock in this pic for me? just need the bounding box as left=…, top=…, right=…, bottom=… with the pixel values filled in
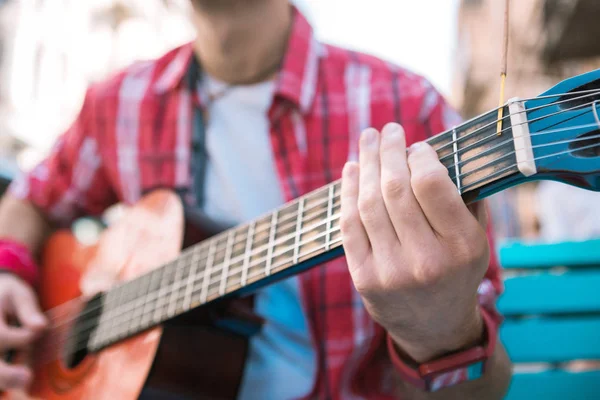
left=522, top=69, right=600, bottom=192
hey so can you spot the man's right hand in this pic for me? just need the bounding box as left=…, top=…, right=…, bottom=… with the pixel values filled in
left=0, top=273, right=47, bottom=391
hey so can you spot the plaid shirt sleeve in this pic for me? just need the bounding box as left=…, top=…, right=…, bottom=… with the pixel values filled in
left=9, top=86, right=118, bottom=226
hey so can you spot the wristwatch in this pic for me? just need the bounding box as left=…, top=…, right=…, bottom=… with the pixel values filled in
left=386, top=307, right=498, bottom=392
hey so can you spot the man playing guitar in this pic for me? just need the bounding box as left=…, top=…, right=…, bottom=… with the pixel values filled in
left=0, top=0, right=512, bottom=398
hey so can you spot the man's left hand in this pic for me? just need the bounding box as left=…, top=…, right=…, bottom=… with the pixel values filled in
left=340, top=122, right=490, bottom=363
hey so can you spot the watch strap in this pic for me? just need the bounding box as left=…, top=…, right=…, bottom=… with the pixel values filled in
left=387, top=306, right=498, bottom=392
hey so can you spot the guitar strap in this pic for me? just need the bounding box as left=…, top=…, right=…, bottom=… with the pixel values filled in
left=186, top=54, right=208, bottom=208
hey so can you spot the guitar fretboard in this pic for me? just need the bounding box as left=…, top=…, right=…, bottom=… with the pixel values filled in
left=89, top=106, right=519, bottom=351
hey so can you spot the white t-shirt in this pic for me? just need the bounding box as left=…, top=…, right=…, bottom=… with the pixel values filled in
left=199, top=74, right=317, bottom=400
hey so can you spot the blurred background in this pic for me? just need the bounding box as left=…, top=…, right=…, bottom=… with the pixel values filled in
left=0, top=0, right=599, bottom=243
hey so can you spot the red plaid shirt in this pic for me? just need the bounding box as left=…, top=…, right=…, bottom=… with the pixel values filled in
left=10, top=7, right=502, bottom=399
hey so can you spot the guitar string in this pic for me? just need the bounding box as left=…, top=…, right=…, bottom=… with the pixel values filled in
left=462, top=137, right=599, bottom=193
left=113, top=93, right=597, bottom=265
left=40, top=89, right=600, bottom=320
left=34, top=126, right=600, bottom=365
left=37, top=134, right=600, bottom=367
left=37, top=136, right=600, bottom=366
left=438, top=96, right=599, bottom=164
left=35, top=104, right=600, bottom=336
left=33, top=221, right=347, bottom=366
left=446, top=120, right=600, bottom=187
left=33, top=97, right=600, bottom=330
left=82, top=115, right=600, bottom=310
left=435, top=89, right=600, bottom=156
left=29, top=89, right=600, bottom=330
left=37, top=90, right=600, bottom=322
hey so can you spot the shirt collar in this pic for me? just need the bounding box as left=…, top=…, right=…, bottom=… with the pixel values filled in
left=153, top=6, right=322, bottom=113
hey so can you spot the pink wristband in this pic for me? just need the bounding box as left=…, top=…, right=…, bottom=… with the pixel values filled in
left=0, top=239, right=40, bottom=287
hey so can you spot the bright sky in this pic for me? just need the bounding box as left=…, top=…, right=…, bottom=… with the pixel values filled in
left=295, top=0, right=460, bottom=98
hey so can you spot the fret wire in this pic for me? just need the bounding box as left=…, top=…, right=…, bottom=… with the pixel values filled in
left=94, top=202, right=343, bottom=344
left=292, top=198, right=305, bottom=264
left=127, top=271, right=152, bottom=335
left=124, top=223, right=346, bottom=336
left=54, top=107, right=526, bottom=351
left=111, top=263, right=174, bottom=331
left=452, top=128, right=462, bottom=194
left=115, top=286, right=129, bottom=337
left=61, top=101, right=600, bottom=344
left=94, top=117, right=584, bottom=341
left=220, top=224, right=344, bottom=296
left=152, top=262, right=172, bottom=324
left=118, top=210, right=343, bottom=335
left=132, top=209, right=339, bottom=324
left=167, top=256, right=185, bottom=317
left=177, top=193, right=341, bottom=273
left=183, top=245, right=201, bottom=311
left=118, top=282, right=137, bottom=339
left=218, top=230, right=235, bottom=296
left=200, top=240, right=216, bottom=303
left=241, top=221, right=255, bottom=287
left=92, top=292, right=113, bottom=348
left=265, top=210, right=278, bottom=276
left=117, top=281, right=135, bottom=337
left=96, top=252, right=197, bottom=343
left=95, top=291, right=112, bottom=345
left=75, top=115, right=528, bottom=346
left=140, top=268, right=162, bottom=329
left=138, top=138, right=482, bottom=279
left=91, top=124, right=510, bottom=342
left=108, top=290, right=122, bottom=340
left=65, top=135, right=526, bottom=352
left=104, top=223, right=345, bottom=343
left=136, top=222, right=345, bottom=325
left=154, top=128, right=491, bottom=278
left=214, top=212, right=342, bottom=286
left=325, top=185, right=334, bottom=251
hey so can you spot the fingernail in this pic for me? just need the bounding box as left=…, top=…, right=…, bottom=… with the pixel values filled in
left=382, top=123, right=403, bottom=137
left=361, top=128, right=378, bottom=146
left=408, top=142, right=424, bottom=154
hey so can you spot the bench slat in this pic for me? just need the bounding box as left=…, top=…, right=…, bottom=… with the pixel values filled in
left=498, top=239, right=600, bottom=269
left=498, top=270, right=600, bottom=315
left=505, top=370, right=600, bottom=400
left=501, top=317, right=600, bottom=362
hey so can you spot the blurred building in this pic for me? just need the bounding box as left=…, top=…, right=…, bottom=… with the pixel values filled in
left=452, top=0, right=600, bottom=241
left=0, top=0, right=194, bottom=173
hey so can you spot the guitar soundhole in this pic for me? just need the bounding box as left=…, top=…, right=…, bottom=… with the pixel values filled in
left=569, top=130, right=600, bottom=158
left=557, top=78, right=600, bottom=110
left=64, top=344, right=89, bottom=369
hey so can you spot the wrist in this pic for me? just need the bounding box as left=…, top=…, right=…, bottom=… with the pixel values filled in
left=388, top=303, right=484, bottom=364
left=0, top=238, right=40, bottom=287
left=386, top=306, right=497, bottom=392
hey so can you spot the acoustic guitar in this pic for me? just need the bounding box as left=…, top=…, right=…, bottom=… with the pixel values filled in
left=3, top=68, right=600, bottom=400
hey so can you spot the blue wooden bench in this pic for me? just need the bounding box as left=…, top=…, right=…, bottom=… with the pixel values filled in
left=497, top=238, right=600, bottom=399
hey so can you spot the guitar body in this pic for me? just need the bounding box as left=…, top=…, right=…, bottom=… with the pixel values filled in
left=7, top=190, right=249, bottom=400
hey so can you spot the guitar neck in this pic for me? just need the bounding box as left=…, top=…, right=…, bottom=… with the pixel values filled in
left=89, top=104, right=524, bottom=351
